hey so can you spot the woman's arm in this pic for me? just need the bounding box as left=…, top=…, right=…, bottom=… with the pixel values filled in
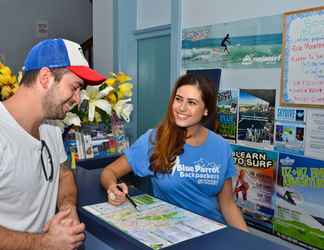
left=100, top=155, right=133, bottom=205
left=218, top=179, right=249, bottom=232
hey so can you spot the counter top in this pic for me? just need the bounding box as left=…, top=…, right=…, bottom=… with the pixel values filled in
left=75, top=166, right=290, bottom=250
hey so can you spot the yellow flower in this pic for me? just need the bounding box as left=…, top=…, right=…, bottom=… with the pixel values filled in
left=12, top=82, right=19, bottom=92
left=118, top=82, right=133, bottom=99
left=104, top=77, right=117, bottom=86
left=0, top=65, right=12, bottom=76
left=106, top=91, right=118, bottom=105
left=116, top=72, right=132, bottom=83
left=0, top=74, right=9, bottom=86
left=9, top=75, right=17, bottom=85
left=1, top=85, right=12, bottom=99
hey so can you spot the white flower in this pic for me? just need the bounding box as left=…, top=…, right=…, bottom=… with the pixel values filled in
left=81, top=85, right=113, bottom=122
left=113, top=98, right=133, bottom=123
left=63, top=112, right=81, bottom=127
left=49, top=112, right=81, bottom=132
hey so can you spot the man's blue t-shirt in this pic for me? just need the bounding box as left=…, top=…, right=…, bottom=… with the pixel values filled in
left=124, top=129, right=236, bottom=223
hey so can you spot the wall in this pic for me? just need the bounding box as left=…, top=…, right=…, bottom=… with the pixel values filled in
left=137, top=0, right=171, bottom=29
left=93, top=0, right=114, bottom=74
left=183, top=0, right=324, bottom=28
left=0, top=0, right=92, bottom=73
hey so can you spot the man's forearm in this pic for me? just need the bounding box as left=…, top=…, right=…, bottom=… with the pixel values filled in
left=57, top=164, right=77, bottom=210
left=0, top=225, right=43, bottom=250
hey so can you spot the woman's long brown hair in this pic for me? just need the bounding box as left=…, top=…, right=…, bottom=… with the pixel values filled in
left=149, top=73, right=217, bottom=173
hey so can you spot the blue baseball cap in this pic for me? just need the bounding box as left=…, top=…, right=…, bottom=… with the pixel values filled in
left=23, top=38, right=106, bottom=85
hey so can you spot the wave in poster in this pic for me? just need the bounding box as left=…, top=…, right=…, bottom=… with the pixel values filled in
left=182, top=15, right=282, bottom=70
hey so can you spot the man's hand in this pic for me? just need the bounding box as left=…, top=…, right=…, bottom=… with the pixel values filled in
left=41, top=209, right=85, bottom=250
left=59, top=204, right=80, bottom=227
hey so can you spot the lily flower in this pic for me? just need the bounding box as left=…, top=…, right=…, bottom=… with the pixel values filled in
left=63, top=112, right=81, bottom=127
left=53, top=111, right=81, bottom=132
left=113, top=98, right=133, bottom=123
left=81, top=85, right=113, bottom=122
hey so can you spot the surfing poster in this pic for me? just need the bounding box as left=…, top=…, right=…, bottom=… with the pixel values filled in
left=182, top=15, right=282, bottom=70
left=231, top=144, right=277, bottom=232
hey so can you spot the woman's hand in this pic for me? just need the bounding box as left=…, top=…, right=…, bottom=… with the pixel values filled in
left=106, top=183, right=128, bottom=206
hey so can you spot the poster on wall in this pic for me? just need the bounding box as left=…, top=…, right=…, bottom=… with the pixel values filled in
left=274, top=107, right=306, bottom=155
left=305, top=109, right=324, bottom=160
left=237, top=89, right=275, bottom=149
left=280, top=6, right=324, bottom=107
left=273, top=153, right=324, bottom=249
left=182, top=15, right=282, bottom=70
left=217, top=89, right=238, bottom=142
left=231, top=144, right=277, bottom=232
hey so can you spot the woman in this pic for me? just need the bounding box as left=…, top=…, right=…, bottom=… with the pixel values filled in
left=101, top=74, right=248, bottom=231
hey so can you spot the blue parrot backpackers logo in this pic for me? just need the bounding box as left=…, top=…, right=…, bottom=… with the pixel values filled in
left=171, top=157, right=220, bottom=185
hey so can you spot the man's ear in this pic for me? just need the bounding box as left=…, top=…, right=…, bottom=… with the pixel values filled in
left=38, top=67, right=52, bottom=89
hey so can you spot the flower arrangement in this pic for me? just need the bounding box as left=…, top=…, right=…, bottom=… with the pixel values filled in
left=64, top=72, right=134, bottom=127
left=0, top=63, right=21, bottom=100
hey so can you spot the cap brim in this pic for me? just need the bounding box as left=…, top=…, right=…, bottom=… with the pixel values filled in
left=67, top=66, right=106, bottom=85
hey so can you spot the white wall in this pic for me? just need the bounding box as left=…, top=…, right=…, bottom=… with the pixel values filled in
left=183, top=0, right=324, bottom=28
left=137, top=0, right=171, bottom=29
left=93, top=0, right=114, bottom=75
left=0, top=0, right=92, bottom=73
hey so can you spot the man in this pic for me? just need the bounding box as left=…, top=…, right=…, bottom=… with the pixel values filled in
left=0, top=38, right=106, bottom=250
left=220, top=33, right=231, bottom=54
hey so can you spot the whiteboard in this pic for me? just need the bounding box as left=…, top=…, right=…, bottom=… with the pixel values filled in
left=280, top=6, right=324, bottom=107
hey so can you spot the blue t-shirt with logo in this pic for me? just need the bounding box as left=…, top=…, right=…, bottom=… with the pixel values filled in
left=124, top=129, right=235, bottom=223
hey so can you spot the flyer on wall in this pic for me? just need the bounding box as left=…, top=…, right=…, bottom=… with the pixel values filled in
left=274, top=153, right=324, bottom=250
left=274, top=122, right=305, bottom=155
left=275, top=107, right=306, bottom=123
left=274, top=107, right=306, bottom=156
left=237, top=89, right=275, bottom=150
left=305, top=109, right=324, bottom=161
left=217, top=89, right=239, bottom=143
left=231, top=144, right=277, bottom=232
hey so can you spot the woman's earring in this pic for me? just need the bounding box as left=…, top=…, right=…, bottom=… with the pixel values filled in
left=204, top=110, right=208, bottom=116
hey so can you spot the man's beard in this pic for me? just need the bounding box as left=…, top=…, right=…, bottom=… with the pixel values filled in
left=43, top=93, right=69, bottom=120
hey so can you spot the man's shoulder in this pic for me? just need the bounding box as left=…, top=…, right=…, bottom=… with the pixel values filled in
left=41, top=120, right=62, bottom=133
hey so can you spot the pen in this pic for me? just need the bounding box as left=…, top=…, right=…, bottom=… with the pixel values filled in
left=116, top=185, right=139, bottom=211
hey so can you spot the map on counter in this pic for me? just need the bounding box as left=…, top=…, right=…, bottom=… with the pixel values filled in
left=83, top=194, right=226, bottom=249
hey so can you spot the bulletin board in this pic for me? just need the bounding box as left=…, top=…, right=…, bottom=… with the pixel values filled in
left=280, top=6, right=324, bottom=108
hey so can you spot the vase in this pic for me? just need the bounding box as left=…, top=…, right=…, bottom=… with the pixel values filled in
left=111, top=113, right=129, bottom=154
